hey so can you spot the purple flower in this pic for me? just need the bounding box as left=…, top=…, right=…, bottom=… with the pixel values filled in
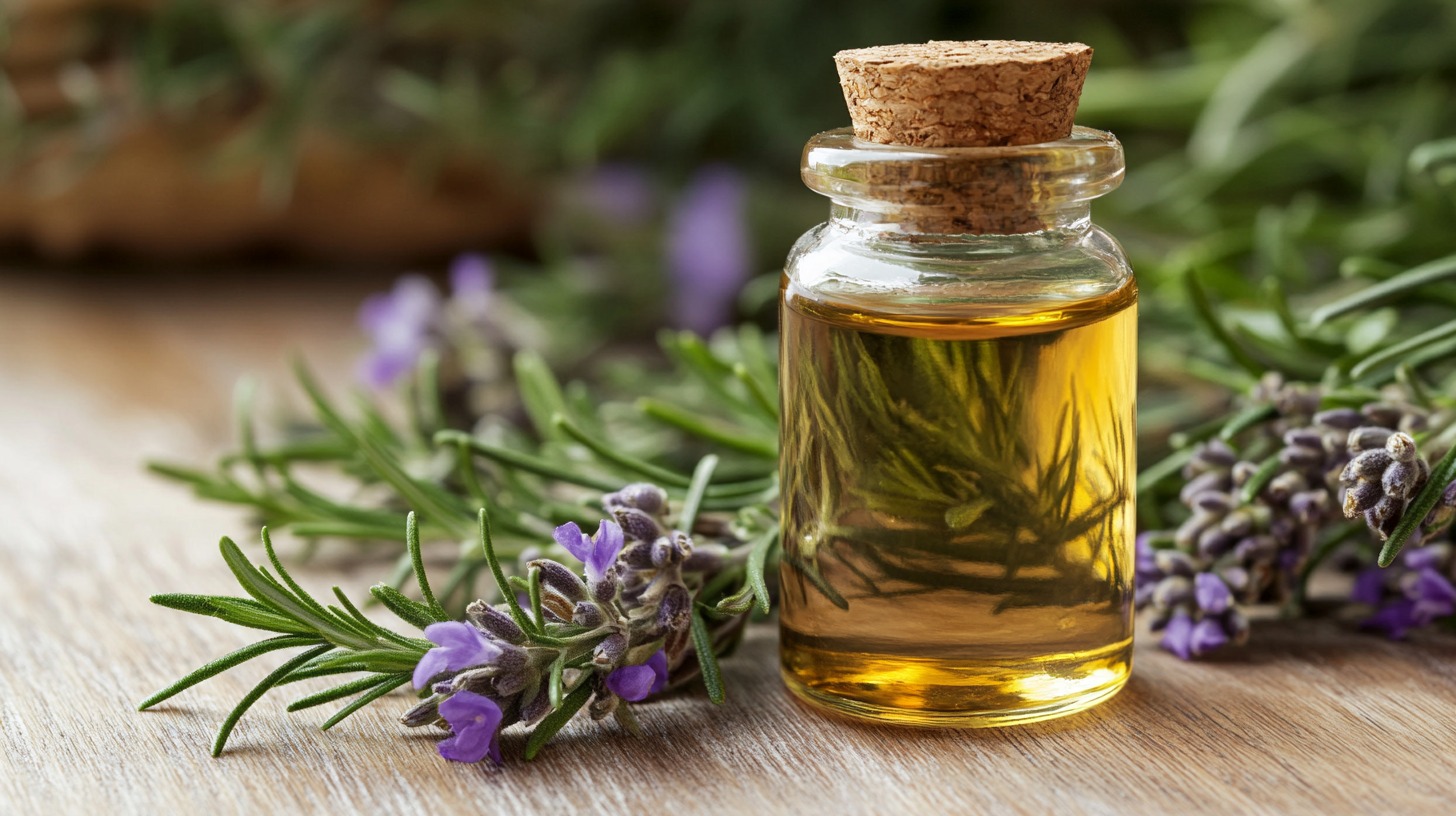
left=665, top=165, right=751, bottom=335
left=1407, top=568, right=1456, bottom=623
left=1403, top=545, right=1444, bottom=571
left=1161, top=612, right=1194, bottom=660
left=436, top=691, right=504, bottom=764
left=1194, top=573, right=1233, bottom=614
left=413, top=621, right=502, bottom=689
left=552, top=520, right=625, bottom=584
left=1351, top=567, right=1386, bottom=605
left=1189, top=618, right=1229, bottom=655
left=606, top=649, right=668, bottom=701
left=357, top=275, right=442, bottom=388
left=1161, top=610, right=1233, bottom=659
left=1364, top=598, right=1420, bottom=639
left=448, top=253, right=494, bottom=323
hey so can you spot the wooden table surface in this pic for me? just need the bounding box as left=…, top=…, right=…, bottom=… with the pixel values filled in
left=2, top=270, right=1454, bottom=815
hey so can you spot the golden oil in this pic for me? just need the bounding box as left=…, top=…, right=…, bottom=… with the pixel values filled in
left=778, top=278, right=1137, bottom=726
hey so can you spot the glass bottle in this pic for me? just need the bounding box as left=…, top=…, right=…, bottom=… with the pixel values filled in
left=778, top=125, right=1137, bottom=726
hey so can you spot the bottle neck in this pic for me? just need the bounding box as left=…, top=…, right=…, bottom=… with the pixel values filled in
left=828, top=200, right=1094, bottom=248
left=802, top=126, right=1123, bottom=251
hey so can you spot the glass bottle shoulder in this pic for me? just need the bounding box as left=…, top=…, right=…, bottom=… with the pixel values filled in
left=783, top=221, right=1135, bottom=337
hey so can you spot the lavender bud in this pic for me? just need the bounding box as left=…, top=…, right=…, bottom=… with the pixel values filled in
left=519, top=689, right=552, bottom=726
left=1267, top=471, right=1308, bottom=503
left=1197, top=528, right=1236, bottom=558
left=1234, top=535, right=1276, bottom=561
left=1218, top=509, right=1255, bottom=538
left=605, top=483, right=669, bottom=515
left=1282, top=428, right=1324, bottom=449
left=1343, top=449, right=1392, bottom=483
left=1314, top=408, right=1363, bottom=429
left=1278, top=446, right=1325, bottom=470
left=466, top=600, right=526, bottom=645
left=614, top=507, right=663, bottom=542
left=1385, top=432, right=1417, bottom=463
left=573, top=601, right=607, bottom=627
left=1289, top=490, right=1327, bottom=524
left=1219, top=565, right=1250, bottom=593
left=1231, top=460, right=1259, bottom=487
left=400, top=699, right=442, bottom=728
left=621, top=541, right=657, bottom=569
left=1144, top=605, right=1173, bottom=631
left=683, top=545, right=726, bottom=573
left=657, top=584, right=692, bottom=632
left=1187, top=440, right=1237, bottom=473
left=493, top=667, right=531, bottom=697
left=1366, top=497, right=1404, bottom=540
left=1181, top=471, right=1230, bottom=506
left=1381, top=461, right=1424, bottom=501
left=1361, top=402, right=1404, bottom=428
left=1151, top=575, right=1193, bottom=609
left=450, top=668, right=497, bottom=694
left=1175, top=515, right=1213, bottom=551
left=1422, top=481, right=1456, bottom=531
left=1193, top=491, right=1235, bottom=513
left=530, top=559, right=589, bottom=602
left=1154, top=549, right=1197, bottom=577
left=592, top=573, right=618, bottom=604
left=651, top=537, right=676, bottom=568
left=1346, top=426, right=1393, bottom=454
left=1343, top=481, right=1381, bottom=516
left=593, top=633, right=628, bottom=668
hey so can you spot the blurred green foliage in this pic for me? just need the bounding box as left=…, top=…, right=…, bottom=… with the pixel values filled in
left=11, top=0, right=1456, bottom=449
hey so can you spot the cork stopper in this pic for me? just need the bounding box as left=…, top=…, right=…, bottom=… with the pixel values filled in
left=834, top=41, right=1092, bottom=148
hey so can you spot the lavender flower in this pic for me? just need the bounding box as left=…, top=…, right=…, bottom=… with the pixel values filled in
left=449, top=253, right=494, bottom=323
left=666, top=165, right=751, bottom=335
left=356, top=253, right=501, bottom=389
left=358, top=275, right=441, bottom=388
left=1134, top=378, right=1441, bottom=659
left=436, top=691, right=504, bottom=764
left=553, top=520, right=625, bottom=584
left=606, top=650, right=669, bottom=701
left=413, top=621, right=502, bottom=689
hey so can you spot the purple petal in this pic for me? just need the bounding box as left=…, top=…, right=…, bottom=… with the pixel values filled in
left=436, top=691, right=503, bottom=764
left=1408, top=569, right=1456, bottom=624
left=1412, top=568, right=1456, bottom=604
left=1193, top=573, right=1232, bottom=615
left=553, top=522, right=592, bottom=564
left=1351, top=567, right=1387, bottom=605
left=1161, top=612, right=1194, bottom=660
left=1363, top=598, right=1418, bottom=640
left=358, top=348, right=422, bottom=389
left=665, top=164, right=750, bottom=335
left=586, top=520, right=625, bottom=582
left=646, top=649, right=669, bottom=695
left=449, top=253, right=494, bottom=322
left=426, top=621, right=483, bottom=651
left=607, top=663, right=658, bottom=702
left=412, top=648, right=453, bottom=690
left=358, top=292, right=397, bottom=335
left=413, top=622, right=501, bottom=689
left=449, top=253, right=494, bottom=296
left=1189, top=618, right=1229, bottom=656
left=1403, top=546, right=1444, bottom=572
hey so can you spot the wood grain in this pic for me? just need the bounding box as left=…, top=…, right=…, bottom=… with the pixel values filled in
left=2, top=270, right=1454, bottom=815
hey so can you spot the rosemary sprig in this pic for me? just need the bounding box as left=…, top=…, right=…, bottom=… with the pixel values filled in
left=138, top=521, right=435, bottom=756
